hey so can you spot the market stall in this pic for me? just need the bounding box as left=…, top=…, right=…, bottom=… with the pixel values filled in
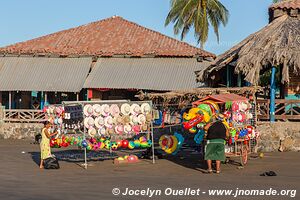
left=43, top=100, right=155, bottom=169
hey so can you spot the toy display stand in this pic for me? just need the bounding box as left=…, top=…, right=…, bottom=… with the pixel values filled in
left=62, top=100, right=155, bottom=169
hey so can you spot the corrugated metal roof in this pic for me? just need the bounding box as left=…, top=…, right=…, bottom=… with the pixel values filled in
left=84, top=58, right=210, bottom=91
left=0, top=57, right=91, bottom=92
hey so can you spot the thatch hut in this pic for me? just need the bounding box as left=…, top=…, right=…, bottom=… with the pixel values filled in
left=196, top=0, right=300, bottom=89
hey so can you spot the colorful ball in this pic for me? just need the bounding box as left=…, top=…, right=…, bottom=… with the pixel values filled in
left=116, top=140, right=123, bottom=148
left=146, top=140, right=152, bottom=147
left=104, top=140, right=111, bottom=150
left=128, top=141, right=135, bottom=149
left=139, top=136, right=147, bottom=143
left=111, top=142, right=118, bottom=150
left=134, top=140, right=141, bottom=148
left=81, top=140, right=88, bottom=148
left=140, top=142, right=148, bottom=148
left=189, top=127, right=197, bottom=134
left=122, top=140, right=129, bottom=148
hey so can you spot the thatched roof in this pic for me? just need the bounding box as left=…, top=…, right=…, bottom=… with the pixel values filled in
left=196, top=14, right=300, bottom=85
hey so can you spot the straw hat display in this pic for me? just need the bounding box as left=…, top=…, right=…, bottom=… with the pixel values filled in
left=141, top=103, right=151, bottom=114
left=88, top=127, right=97, bottom=138
left=84, top=104, right=94, bottom=117
left=84, top=117, right=95, bottom=129
left=94, top=116, right=105, bottom=128
left=104, top=116, right=113, bottom=128
left=101, top=104, right=110, bottom=117
left=93, top=104, right=102, bottom=117
left=124, top=124, right=132, bottom=133
left=110, top=104, right=120, bottom=117
left=115, top=125, right=124, bottom=134
left=121, top=103, right=131, bottom=115
left=130, top=104, right=141, bottom=115
left=137, top=114, right=146, bottom=125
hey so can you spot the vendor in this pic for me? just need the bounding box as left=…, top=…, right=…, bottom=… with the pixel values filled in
left=204, top=114, right=229, bottom=174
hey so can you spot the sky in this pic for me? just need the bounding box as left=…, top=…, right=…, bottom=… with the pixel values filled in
left=0, top=0, right=274, bottom=55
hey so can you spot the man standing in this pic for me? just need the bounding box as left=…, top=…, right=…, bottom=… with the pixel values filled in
left=204, top=115, right=229, bottom=174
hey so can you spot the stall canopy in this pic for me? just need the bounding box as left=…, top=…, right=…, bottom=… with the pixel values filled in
left=0, top=57, right=91, bottom=92
left=84, top=58, right=210, bottom=91
left=193, top=93, right=248, bottom=106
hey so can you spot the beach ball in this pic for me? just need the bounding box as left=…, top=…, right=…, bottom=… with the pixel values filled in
left=189, top=127, right=197, bottom=134
left=128, top=155, right=138, bottom=162
left=116, top=140, right=123, bottom=148
left=98, top=142, right=105, bottom=149
left=128, top=141, right=135, bottom=150
left=100, top=137, right=106, bottom=142
left=140, top=142, right=148, bottom=148
left=139, top=136, right=147, bottom=143
left=134, top=140, right=141, bottom=148
left=122, top=140, right=129, bottom=148
left=86, top=144, right=92, bottom=151
left=111, top=142, right=118, bottom=151
left=124, top=155, right=129, bottom=160
left=81, top=140, right=88, bottom=148
left=117, top=157, right=124, bottom=161
left=104, top=140, right=111, bottom=150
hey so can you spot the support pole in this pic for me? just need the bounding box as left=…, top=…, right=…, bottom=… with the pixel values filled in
left=9, top=91, right=12, bottom=110
left=270, top=66, right=276, bottom=122
left=237, top=73, right=242, bottom=87
left=44, top=92, right=48, bottom=106
left=226, top=66, right=230, bottom=87
left=76, top=93, right=79, bottom=101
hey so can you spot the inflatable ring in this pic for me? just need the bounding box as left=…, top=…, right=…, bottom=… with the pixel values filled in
left=204, top=100, right=220, bottom=113
left=165, top=136, right=178, bottom=154
left=159, top=135, right=173, bottom=150
left=202, top=102, right=216, bottom=115
left=172, top=132, right=184, bottom=155
left=194, top=129, right=205, bottom=144
left=198, top=104, right=212, bottom=116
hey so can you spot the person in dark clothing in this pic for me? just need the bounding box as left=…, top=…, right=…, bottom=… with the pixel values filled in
left=204, top=115, right=229, bottom=174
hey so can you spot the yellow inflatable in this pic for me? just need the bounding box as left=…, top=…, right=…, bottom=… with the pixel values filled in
left=164, top=136, right=178, bottom=154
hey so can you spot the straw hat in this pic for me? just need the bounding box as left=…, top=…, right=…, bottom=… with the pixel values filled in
left=115, top=125, right=124, bottom=134
left=114, top=115, right=124, bottom=125
left=84, top=104, right=94, bottom=117
left=137, top=114, right=146, bottom=125
left=141, top=103, right=151, bottom=114
left=88, top=127, right=97, bottom=138
left=122, top=115, right=131, bottom=124
left=130, top=104, right=141, bottom=115
left=84, top=117, right=95, bottom=129
left=104, top=116, right=113, bottom=128
left=98, top=127, right=106, bottom=136
left=107, top=128, right=114, bottom=135
left=93, top=104, right=102, bottom=117
left=124, top=124, right=132, bottom=133
left=132, top=125, right=141, bottom=134
left=95, top=116, right=105, bottom=128
left=130, top=115, right=139, bottom=125
left=101, top=104, right=110, bottom=117
left=121, top=103, right=131, bottom=115
left=141, top=124, right=148, bottom=132
left=146, top=113, right=152, bottom=122
left=110, top=104, right=120, bottom=117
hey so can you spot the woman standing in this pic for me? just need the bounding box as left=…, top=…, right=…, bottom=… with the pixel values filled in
left=40, top=121, right=57, bottom=169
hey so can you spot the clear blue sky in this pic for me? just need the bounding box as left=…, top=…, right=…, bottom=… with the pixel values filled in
left=1, top=0, right=273, bottom=55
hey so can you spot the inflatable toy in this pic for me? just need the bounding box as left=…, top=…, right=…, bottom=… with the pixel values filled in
left=111, top=142, right=118, bottom=150
left=172, top=132, right=184, bottom=155
left=122, top=140, right=129, bottom=148
left=194, top=129, right=205, bottom=144
left=128, top=141, right=135, bottom=149
left=134, top=140, right=141, bottom=148
left=164, top=135, right=178, bottom=154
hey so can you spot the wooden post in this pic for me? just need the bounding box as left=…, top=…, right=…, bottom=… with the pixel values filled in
left=9, top=91, right=12, bottom=109
left=270, top=66, right=276, bottom=122
left=237, top=73, right=242, bottom=87
left=226, top=66, right=230, bottom=87
left=76, top=93, right=79, bottom=101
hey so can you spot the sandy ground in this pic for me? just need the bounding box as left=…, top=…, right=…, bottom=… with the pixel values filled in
left=0, top=139, right=299, bottom=200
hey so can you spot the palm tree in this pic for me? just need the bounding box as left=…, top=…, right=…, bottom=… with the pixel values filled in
left=165, top=0, right=229, bottom=48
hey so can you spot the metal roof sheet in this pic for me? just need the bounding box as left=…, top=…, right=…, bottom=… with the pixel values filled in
left=0, top=57, right=91, bottom=92
left=84, top=58, right=209, bottom=91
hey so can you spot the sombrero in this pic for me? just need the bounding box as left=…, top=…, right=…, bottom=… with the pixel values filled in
left=137, top=114, right=146, bottom=125
left=110, top=104, right=120, bottom=117
left=84, top=117, right=95, bottom=129
left=107, top=128, right=114, bottom=135
left=104, top=116, right=113, bottom=128
left=113, top=115, right=124, bottom=125
left=95, top=116, right=105, bottom=129
left=101, top=104, right=110, bottom=117
left=130, top=115, right=139, bottom=125
left=141, top=103, right=151, bottom=114
left=93, top=104, right=102, bottom=117
left=124, top=124, right=132, bottom=133
left=84, top=104, right=93, bottom=117
left=115, top=125, right=124, bottom=134
left=122, top=115, right=131, bottom=124
left=130, top=104, right=141, bottom=115
left=88, top=127, right=97, bottom=138
left=98, top=127, right=106, bottom=136
left=121, top=103, right=131, bottom=115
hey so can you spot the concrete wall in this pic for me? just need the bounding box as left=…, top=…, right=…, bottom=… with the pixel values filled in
left=0, top=122, right=43, bottom=140
left=256, top=122, right=300, bottom=152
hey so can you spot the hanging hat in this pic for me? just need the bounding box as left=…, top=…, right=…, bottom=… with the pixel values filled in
left=141, top=124, right=148, bottom=132
left=122, top=115, right=131, bottom=124
left=95, top=116, right=105, bottom=128
left=49, top=105, right=55, bottom=114
left=137, top=114, right=146, bottom=125
left=84, top=117, right=95, bottom=129
left=107, top=128, right=114, bottom=135
left=88, top=127, right=97, bottom=138
left=104, top=116, right=113, bottom=128
left=121, top=103, right=131, bottom=115
left=132, top=125, right=141, bottom=134
left=114, top=115, right=124, bottom=125
left=101, top=104, right=110, bottom=117
left=124, top=124, right=132, bottom=133
left=141, top=103, right=151, bottom=114
left=146, top=113, right=152, bottom=122
left=130, top=115, right=139, bottom=125
left=55, top=107, right=63, bottom=116
left=98, top=127, right=106, bottom=136
left=84, top=104, right=94, bottom=117
left=130, top=104, right=141, bottom=115
left=115, top=125, right=124, bottom=134
left=93, top=104, right=102, bottom=117
left=110, top=104, right=120, bottom=117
